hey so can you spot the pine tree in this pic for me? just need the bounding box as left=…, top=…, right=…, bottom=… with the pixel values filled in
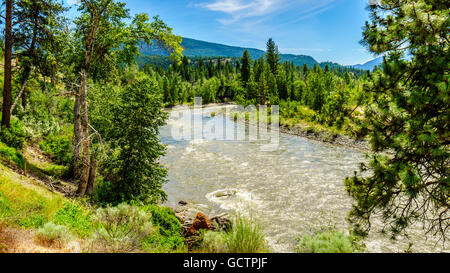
left=345, top=0, right=449, bottom=241
left=240, top=50, right=251, bottom=87
left=266, top=38, right=280, bottom=75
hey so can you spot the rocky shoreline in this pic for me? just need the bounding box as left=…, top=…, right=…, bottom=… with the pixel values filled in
left=173, top=201, right=231, bottom=250
left=279, top=123, right=370, bottom=151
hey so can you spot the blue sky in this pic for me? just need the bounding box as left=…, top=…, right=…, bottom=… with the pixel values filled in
left=66, top=0, right=375, bottom=65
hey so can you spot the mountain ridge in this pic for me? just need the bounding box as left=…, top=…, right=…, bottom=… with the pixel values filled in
left=352, top=57, right=383, bottom=70
left=140, top=37, right=379, bottom=70
left=141, top=37, right=318, bottom=68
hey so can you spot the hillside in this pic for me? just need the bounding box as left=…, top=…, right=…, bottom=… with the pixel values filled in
left=141, top=37, right=318, bottom=67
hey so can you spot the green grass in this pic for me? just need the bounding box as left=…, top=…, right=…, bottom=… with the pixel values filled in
left=0, top=163, right=66, bottom=228
left=0, top=160, right=93, bottom=236
left=197, top=215, right=267, bottom=253
left=226, top=215, right=267, bottom=253
left=51, top=202, right=95, bottom=238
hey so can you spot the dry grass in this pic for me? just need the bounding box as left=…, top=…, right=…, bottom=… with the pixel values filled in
left=0, top=226, right=80, bottom=253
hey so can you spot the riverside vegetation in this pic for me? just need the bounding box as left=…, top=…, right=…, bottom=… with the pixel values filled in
left=0, top=0, right=448, bottom=253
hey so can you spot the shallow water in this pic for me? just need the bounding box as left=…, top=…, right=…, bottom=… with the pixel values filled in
left=159, top=105, right=447, bottom=253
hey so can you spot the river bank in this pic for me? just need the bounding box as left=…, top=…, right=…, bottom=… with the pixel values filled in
left=166, top=102, right=370, bottom=151
left=278, top=123, right=369, bottom=151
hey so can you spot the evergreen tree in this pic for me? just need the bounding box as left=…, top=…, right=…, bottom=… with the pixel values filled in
left=240, top=50, right=251, bottom=87
left=266, top=38, right=280, bottom=75
left=302, top=63, right=310, bottom=77
left=345, top=0, right=449, bottom=241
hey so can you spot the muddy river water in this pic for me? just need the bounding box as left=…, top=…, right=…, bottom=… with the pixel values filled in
left=159, top=105, right=447, bottom=253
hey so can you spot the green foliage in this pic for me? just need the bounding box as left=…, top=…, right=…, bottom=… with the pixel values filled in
left=346, top=0, right=449, bottom=241
left=0, top=142, right=25, bottom=169
left=226, top=215, right=266, bottom=253
left=0, top=118, right=26, bottom=150
left=240, top=50, right=251, bottom=87
left=105, top=76, right=168, bottom=204
left=35, top=222, right=73, bottom=247
left=143, top=205, right=181, bottom=237
left=266, top=38, right=280, bottom=75
left=140, top=204, right=184, bottom=251
left=52, top=203, right=94, bottom=238
left=39, top=133, right=73, bottom=166
left=91, top=203, right=155, bottom=253
left=296, top=229, right=362, bottom=253
left=39, top=163, right=70, bottom=179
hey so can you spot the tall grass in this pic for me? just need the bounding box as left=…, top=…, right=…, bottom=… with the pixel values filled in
left=226, top=215, right=266, bottom=253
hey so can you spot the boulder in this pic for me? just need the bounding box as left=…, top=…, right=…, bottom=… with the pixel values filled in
left=189, top=212, right=212, bottom=234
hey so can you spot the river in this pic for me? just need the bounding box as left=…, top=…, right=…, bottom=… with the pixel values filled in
left=159, top=104, right=447, bottom=253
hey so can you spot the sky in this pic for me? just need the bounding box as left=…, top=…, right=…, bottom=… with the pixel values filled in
left=65, top=0, right=376, bottom=66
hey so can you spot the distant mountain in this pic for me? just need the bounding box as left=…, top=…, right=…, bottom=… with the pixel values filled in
left=140, top=37, right=318, bottom=68
left=352, top=57, right=383, bottom=70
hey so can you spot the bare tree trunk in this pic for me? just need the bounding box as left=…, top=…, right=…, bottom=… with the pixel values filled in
left=76, top=70, right=91, bottom=196
left=11, top=65, right=30, bottom=114
left=72, top=93, right=82, bottom=180
left=2, top=0, right=13, bottom=129
left=86, top=152, right=97, bottom=195
left=21, top=89, right=27, bottom=109
left=11, top=79, right=28, bottom=114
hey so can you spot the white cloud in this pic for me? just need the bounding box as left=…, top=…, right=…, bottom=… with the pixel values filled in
left=198, top=0, right=284, bottom=24
left=66, top=0, right=80, bottom=6
left=198, top=0, right=335, bottom=25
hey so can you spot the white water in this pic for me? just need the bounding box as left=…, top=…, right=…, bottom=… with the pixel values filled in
left=160, top=105, right=448, bottom=253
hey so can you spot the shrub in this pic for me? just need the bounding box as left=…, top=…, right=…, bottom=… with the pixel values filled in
left=0, top=142, right=25, bottom=169
left=21, top=115, right=61, bottom=141
left=35, top=222, right=73, bottom=247
left=0, top=118, right=26, bottom=150
left=141, top=205, right=184, bottom=251
left=52, top=203, right=94, bottom=238
left=91, top=203, right=155, bottom=253
left=296, top=229, right=360, bottom=253
left=143, top=205, right=181, bottom=237
left=201, top=231, right=228, bottom=253
left=39, top=134, right=73, bottom=166
left=226, top=215, right=266, bottom=253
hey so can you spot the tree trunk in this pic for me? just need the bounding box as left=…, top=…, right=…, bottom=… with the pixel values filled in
left=2, top=0, right=13, bottom=129
left=86, top=152, right=98, bottom=195
left=72, top=93, right=82, bottom=180
left=76, top=69, right=91, bottom=196
left=11, top=65, right=31, bottom=114
left=21, top=89, right=27, bottom=109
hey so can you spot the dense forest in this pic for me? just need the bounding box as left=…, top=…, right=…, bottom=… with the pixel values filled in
left=0, top=0, right=448, bottom=253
